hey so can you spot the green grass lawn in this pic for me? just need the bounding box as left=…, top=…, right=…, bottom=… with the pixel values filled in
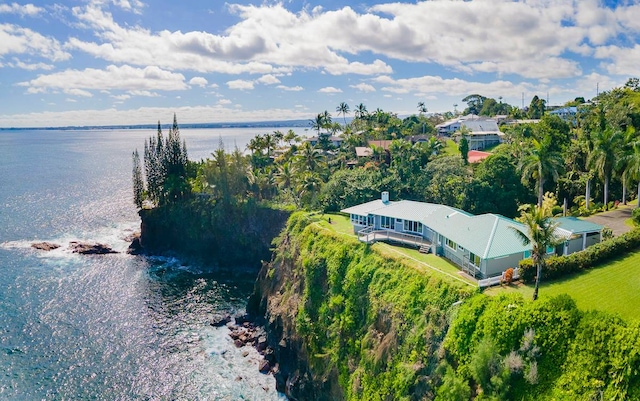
left=316, top=213, right=476, bottom=286
left=485, top=250, right=640, bottom=321
left=442, top=139, right=459, bottom=156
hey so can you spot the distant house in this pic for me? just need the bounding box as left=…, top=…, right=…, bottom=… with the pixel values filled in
left=342, top=193, right=603, bottom=279
left=354, top=140, right=394, bottom=159
left=548, top=106, right=578, bottom=124
left=436, top=115, right=503, bottom=150
left=306, top=134, right=343, bottom=148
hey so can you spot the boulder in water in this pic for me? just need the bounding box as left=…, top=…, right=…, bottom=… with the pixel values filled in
left=69, top=241, right=118, bottom=255
left=31, top=242, right=61, bottom=251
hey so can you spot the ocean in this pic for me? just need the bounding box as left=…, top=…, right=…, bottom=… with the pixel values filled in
left=0, top=127, right=307, bottom=400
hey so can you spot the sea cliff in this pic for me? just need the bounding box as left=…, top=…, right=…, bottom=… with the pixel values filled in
left=248, top=213, right=640, bottom=400
left=247, top=213, right=477, bottom=400
left=137, top=199, right=290, bottom=269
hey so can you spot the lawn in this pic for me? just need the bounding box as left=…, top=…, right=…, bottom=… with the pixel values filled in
left=316, top=213, right=476, bottom=287
left=485, top=250, right=640, bottom=321
left=442, top=139, right=459, bottom=156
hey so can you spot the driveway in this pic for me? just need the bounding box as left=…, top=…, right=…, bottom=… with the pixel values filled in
left=583, top=206, right=635, bottom=236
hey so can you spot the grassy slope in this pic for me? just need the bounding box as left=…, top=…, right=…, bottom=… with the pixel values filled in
left=316, top=213, right=476, bottom=286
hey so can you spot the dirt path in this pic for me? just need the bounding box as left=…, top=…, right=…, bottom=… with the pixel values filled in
left=583, top=206, right=635, bottom=236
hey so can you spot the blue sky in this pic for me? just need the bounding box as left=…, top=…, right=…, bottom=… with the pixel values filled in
left=1, top=0, right=639, bottom=127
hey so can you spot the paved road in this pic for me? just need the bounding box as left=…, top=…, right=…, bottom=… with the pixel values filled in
left=584, top=206, right=635, bottom=236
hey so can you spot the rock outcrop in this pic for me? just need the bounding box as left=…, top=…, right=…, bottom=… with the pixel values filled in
left=31, top=242, right=61, bottom=251
left=69, top=241, right=118, bottom=255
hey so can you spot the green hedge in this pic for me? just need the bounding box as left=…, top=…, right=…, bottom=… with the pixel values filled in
left=519, top=228, right=640, bottom=282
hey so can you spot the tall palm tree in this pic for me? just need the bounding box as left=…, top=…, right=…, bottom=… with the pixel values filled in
left=622, top=137, right=640, bottom=207
left=417, top=101, right=427, bottom=114
left=310, top=114, right=325, bottom=136
left=588, top=127, right=624, bottom=208
left=355, top=103, right=368, bottom=120
left=336, top=102, right=350, bottom=126
left=510, top=204, right=560, bottom=301
left=518, top=137, right=564, bottom=207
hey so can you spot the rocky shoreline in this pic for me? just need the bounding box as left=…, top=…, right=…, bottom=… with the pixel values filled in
left=212, top=313, right=280, bottom=377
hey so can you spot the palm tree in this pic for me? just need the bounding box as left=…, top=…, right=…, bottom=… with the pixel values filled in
left=310, top=114, right=325, bottom=136
left=417, top=101, right=427, bottom=114
left=588, top=127, right=624, bottom=208
left=284, top=129, right=300, bottom=146
left=295, top=142, right=325, bottom=173
left=621, top=138, right=640, bottom=207
left=518, top=137, right=564, bottom=207
left=355, top=103, right=368, bottom=120
left=275, top=161, right=296, bottom=190
left=510, top=204, right=560, bottom=301
left=336, top=102, right=350, bottom=126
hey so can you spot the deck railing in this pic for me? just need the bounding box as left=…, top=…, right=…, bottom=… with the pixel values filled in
left=358, top=229, right=429, bottom=248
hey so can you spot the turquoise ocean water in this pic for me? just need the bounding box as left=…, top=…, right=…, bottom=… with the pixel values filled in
left=0, top=128, right=306, bottom=400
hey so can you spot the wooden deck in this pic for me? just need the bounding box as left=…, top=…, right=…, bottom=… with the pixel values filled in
left=358, top=228, right=432, bottom=250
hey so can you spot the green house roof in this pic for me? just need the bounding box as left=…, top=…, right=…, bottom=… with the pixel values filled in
left=342, top=200, right=531, bottom=259
left=554, top=216, right=604, bottom=236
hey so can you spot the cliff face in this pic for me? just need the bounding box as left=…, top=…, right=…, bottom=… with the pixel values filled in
left=138, top=199, right=290, bottom=269
left=251, top=214, right=640, bottom=401
left=248, top=213, right=476, bottom=400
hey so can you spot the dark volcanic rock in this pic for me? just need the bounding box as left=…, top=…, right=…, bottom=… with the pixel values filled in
left=69, top=241, right=118, bottom=255
left=259, top=360, right=271, bottom=374
left=31, top=242, right=61, bottom=251
left=210, top=314, right=232, bottom=327
left=127, top=234, right=144, bottom=255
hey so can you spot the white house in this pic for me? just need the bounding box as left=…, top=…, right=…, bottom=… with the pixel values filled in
left=342, top=193, right=603, bottom=279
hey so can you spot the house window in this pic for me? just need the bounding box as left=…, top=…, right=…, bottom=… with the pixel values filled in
left=523, top=250, right=531, bottom=258
left=403, top=220, right=422, bottom=233
left=469, top=252, right=481, bottom=267
left=381, top=216, right=393, bottom=229
left=445, top=238, right=457, bottom=251
left=350, top=214, right=369, bottom=226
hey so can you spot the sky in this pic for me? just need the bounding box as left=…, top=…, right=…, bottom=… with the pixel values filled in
left=1, top=0, right=639, bottom=128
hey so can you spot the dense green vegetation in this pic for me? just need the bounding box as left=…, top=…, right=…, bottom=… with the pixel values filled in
left=258, top=213, right=640, bottom=400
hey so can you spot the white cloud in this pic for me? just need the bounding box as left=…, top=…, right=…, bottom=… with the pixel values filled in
left=189, top=76, right=208, bottom=87
left=64, top=88, right=93, bottom=97
left=318, top=86, right=342, bottom=93
left=594, top=45, right=640, bottom=76
left=0, top=23, right=70, bottom=61
left=373, top=74, right=533, bottom=100
left=66, top=98, right=77, bottom=103
left=227, top=79, right=255, bottom=90
left=0, top=3, right=44, bottom=17
left=256, top=74, right=281, bottom=85
left=19, top=65, right=187, bottom=94
left=209, top=83, right=219, bottom=88
left=6, top=58, right=54, bottom=70
left=111, top=94, right=131, bottom=100
left=0, top=105, right=315, bottom=128
left=350, top=83, right=376, bottom=92
left=218, top=99, right=232, bottom=105
left=128, top=90, right=160, bottom=97
left=277, top=85, right=303, bottom=91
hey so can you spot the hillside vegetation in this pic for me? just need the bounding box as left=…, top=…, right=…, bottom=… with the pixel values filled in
left=251, top=213, right=640, bottom=400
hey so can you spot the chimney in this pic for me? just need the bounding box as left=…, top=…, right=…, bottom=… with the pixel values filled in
left=381, top=191, right=389, bottom=204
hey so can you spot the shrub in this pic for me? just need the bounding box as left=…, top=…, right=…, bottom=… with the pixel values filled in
left=504, top=268, right=514, bottom=284
left=632, top=208, right=640, bottom=226
left=519, top=228, right=640, bottom=283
